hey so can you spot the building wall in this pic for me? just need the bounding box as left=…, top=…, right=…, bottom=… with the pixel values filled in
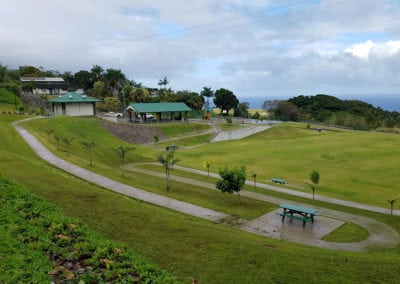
left=53, top=103, right=95, bottom=116
left=33, top=88, right=68, bottom=95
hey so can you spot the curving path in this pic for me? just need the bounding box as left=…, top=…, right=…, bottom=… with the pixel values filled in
left=126, top=164, right=400, bottom=251
left=12, top=118, right=400, bottom=251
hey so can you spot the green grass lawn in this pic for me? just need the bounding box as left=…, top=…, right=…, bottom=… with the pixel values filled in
left=157, top=122, right=210, bottom=137
left=2, top=114, right=400, bottom=283
left=155, top=133, right=213, bottom=148
left=177, top=123, right=400, bottom=207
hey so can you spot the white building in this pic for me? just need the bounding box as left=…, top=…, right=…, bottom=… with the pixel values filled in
left=20, top=77, right=70, bottom=95
left=48, top=92, right=101, bottom=116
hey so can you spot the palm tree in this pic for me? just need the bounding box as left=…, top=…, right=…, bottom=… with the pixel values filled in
left=158, top=149, right=180, bottom=191
left=158, top=76, right=169, bottom=102
left=62, top=137, right=74, bottom=158
left=81, top=141, right=97, bottom=166
left=115, top=146, right=133, bottom=177
left=104, top=68, right=126, bottom=97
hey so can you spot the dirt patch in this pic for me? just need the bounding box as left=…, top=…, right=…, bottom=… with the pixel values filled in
left=99, top=121, right=166, bottom=144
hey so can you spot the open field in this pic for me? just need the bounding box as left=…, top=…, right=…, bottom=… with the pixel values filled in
left=2, top=114, right=400, bottom=283
left=177, top=123, right=400, bottom=207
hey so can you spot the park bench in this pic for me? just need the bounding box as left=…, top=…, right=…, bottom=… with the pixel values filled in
left=276, top=203, right=319, bottom=226
left=271, top=178, right=286, bottom=184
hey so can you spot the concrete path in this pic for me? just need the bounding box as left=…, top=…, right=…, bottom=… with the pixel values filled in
left=210, top=125, right=271, bottom=142
left=126, top=164, right=400, bottom=251
left=172, top=165, right=400, bottom=216
left=12, top=118, right=228, bottom=223
left=12, top=118, right=400, bottom=251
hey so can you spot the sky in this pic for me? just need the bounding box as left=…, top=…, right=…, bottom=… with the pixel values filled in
left=1, top=0, right=400, bottom=106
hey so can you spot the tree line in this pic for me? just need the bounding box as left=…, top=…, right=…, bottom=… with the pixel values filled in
left=0, top=64, right=250, bottom=116
left=268, top=94, right=400, bottom=130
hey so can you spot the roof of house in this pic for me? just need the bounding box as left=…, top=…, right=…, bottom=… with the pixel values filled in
left=48, top=92, right=101, bottom=103
left=126, top=102, right=192, bottom=113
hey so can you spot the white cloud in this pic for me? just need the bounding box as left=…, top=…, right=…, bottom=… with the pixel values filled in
left=1, top=0, right=400, bottom=101
left=345, top=40, right=400, bottom=59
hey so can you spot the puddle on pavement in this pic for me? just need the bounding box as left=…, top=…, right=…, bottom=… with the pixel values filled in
left=241, top=209, right=345, bottom=244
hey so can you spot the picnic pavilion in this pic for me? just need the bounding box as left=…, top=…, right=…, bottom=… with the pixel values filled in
left=125, top=102, right=192, bottom=122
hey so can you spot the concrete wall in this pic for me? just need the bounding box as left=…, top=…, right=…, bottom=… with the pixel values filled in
left=53, top=103, right=95, bottom=116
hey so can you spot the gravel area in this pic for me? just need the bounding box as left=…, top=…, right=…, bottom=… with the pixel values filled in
left=99, top=120, right=165, bottom=144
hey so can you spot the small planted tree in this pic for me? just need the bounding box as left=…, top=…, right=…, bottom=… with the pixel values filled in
left=62, top=137, right=74, bottom=158
left=153, top=134, right=159, bottom=144
left=45, top=128, right=54, bottom=142
left=387, top=199, right=398, bottom=215
left=203, top=160, right=212, bottom=177
left=216, top=166, right=246, bottom=204
left=81, top=141, right=97, bottom=166
left=158, top=148, right=180, bottom=191
left=251, top=172, right=257, bottom=187
left=54, top=135, right=61, bottom=151
left=308, top=169, right=320, bottom=200
left=115, top=146, right=133, bottom=177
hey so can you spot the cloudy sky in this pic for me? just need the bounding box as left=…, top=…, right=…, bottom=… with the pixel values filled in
left=1, top=0, right=400, bottom=105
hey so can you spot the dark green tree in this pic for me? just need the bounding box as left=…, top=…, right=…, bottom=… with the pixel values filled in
left=274, top=101, right=300, bottom=121
left=216, top=166, right=246, bottom=204
left=176, top=90, right=204, bottom=111
left=104, top=68, right=126, bottom=97
left=158, top=148, right=180, bottom=191
left=90, top=65, right=104, bottom=82
left=73, top=70, right=92, bottom=90
left=234, top=102, right=249, bottom=118
left=213, top=88, right=239, bottom=116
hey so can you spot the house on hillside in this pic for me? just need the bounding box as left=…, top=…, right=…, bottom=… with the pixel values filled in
left=48, top=92, right=101, bottom=116
left=20, top=77, right=71, bottom=95
left=126, top=102, right=192, bottom=122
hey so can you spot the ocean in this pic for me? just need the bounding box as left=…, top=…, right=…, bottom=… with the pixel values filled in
left=240, top=96, right=400, bottom=112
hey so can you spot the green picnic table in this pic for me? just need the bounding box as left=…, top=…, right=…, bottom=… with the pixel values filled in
left=277, top=203, right=319, bottom=226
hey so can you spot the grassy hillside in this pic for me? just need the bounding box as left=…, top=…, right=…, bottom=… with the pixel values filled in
left=0, top=177, right=177, bottom=283
left=2, top=114, right=400, bottom=283
left=0, top=88, right=20, bottom=112
left=178, top=123, right=400, bottom=207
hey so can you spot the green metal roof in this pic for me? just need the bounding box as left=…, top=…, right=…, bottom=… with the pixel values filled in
left=127, top=102, right=192, bottom=113
left=48, top=92, right=101, bottom=103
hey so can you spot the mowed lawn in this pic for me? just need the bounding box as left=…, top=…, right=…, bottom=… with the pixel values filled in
left=178, top=124, right=400, bottom=207
left=2, top=114, right=400, bottom=283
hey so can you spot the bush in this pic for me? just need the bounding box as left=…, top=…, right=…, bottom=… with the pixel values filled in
left=226, top=116, right=232, bottom=124
left=0, top=177, right=178, bottom=283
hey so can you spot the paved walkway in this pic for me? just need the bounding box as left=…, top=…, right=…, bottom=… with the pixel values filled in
left=126, top=164, right=400, bottom=251
left=12, top=118, right=227, bottom=222
left=172, top=165, right=400, bottom=216
left=210, top=125, right=272, bottom=142
left=12, top=118, right=400, bottom=251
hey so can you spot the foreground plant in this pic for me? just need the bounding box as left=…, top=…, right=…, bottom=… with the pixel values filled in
left=0, top=176, right=178, bottom=283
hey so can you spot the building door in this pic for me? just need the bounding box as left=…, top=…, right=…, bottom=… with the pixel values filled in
left=62, top=103, right=66, bottom=115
